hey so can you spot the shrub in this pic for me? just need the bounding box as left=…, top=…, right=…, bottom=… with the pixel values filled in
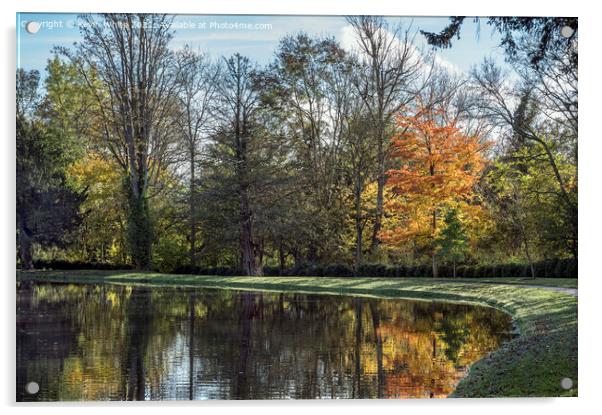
left=383, top=266, right=395, bottom=278
left=554, top=258, right=577, bottom=278
left=30, top=257, right=577, bottom=280
left=437, top=265, right=452, bottom=278
left=491, top=264, right=502, bottom=278
left=545, top=259, right=558, bottom=277
left=532, top=261, right=545, bottom=278
left=476, top=265, right=487, bottom=278
left=31, top=259, right=133, bottom=271
left=262, top=266, right=279, bottom=276
left=414, top=265, right=431, bottom=278
left=323, top=264, right=354, bottom=278
left=520, top=264, right=532, bottom=278
left=411, top=265, right=421, bottom=278
left=504, top=264, right=514, bottom=277
left=375, top=264, right=388, bottom=277
left=566, top=259, right=578, bottom=278
left=395, top=265, right=407, bottom=278
left=152, top=238, right=189, bottom=273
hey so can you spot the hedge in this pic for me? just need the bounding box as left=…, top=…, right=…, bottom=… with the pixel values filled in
left=27, top=258, right=577, bottom=279
left=31, top=259, right=133, bottom=271
left=171, top=258, right=577, bottom=279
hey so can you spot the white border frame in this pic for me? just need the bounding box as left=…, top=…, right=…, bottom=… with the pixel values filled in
left=2, top=1, right=598, bottom=414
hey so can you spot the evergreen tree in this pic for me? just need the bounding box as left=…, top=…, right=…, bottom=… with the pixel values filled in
left=436, top=209, right=469, bottom=278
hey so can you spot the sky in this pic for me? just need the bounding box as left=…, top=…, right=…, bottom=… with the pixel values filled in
left=16, top=13, right=509, bottom=77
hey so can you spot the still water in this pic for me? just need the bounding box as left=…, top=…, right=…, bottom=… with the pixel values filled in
left=17, top=282, right=512, bottom=401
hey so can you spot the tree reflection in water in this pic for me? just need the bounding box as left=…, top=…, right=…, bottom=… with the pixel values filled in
left=17, top=282, right=512, bottom=401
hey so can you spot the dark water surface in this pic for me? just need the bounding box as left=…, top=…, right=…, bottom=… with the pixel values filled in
left=17, top=282, right=512, bottom=401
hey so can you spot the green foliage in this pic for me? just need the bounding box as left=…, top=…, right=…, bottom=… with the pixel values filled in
left=152, top=236, right=189, bottom=274
left=481, top=143, right=576, bottom=265
left=126, top=190, right=154, bottom=270
left=32, top=259, right=132, bottom=271
left=40, top=56, right=93, bottom=162
left=436, top=209, right=469, bottom=271
left=16, top=69, right=86, bottom=269
left=422, top=17, right=577, bottom=70
left=18, top=20, right=577, bottom=275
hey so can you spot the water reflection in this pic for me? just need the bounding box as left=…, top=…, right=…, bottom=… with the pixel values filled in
left=16, top=282, right=512, bottom=401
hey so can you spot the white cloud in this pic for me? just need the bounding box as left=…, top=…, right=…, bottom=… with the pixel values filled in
left=338, top=24, right=464, bottom=76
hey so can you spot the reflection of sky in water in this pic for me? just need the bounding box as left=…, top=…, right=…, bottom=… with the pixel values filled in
left=17, top=283, right=513, bottom=401
left=17, top=13, right=508, bottom=77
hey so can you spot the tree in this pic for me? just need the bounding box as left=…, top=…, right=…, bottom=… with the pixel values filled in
left=67, top=152, right=128, bottom=263
left=61, top=14, right=181, bottom=270
left=40, top=56, right=97, bottom=157
left=17, top=14, right=578, bottom=275
left=486, top=162, right=536, bottom=278
left=436, top=209, right=469, bottom=278
left=345, top=110, right=377, bottom=270
left=260, top=33, right=353, bottom=263
left=481, top=141, right=576, bottom=276
left=174, top=47, right=220, bottom=267
left=382, top=103, right=486, bottom=277
left=212, top=54, right=263, bottom=275
left=16, top=69, right=85, bottom=269
left=472, top=62, right=577, bottom=260
left=346, top=16, right=424, bottom=255
left=421, top=17, right=577, bottom=70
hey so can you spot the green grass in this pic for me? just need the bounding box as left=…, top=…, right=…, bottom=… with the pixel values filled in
left=443, top=277, right=578, bottom=289
left=17, top=269, right=577, bottom=398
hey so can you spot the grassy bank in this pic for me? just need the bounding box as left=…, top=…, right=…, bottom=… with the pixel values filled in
left=17, top=270, right=578, bottom=398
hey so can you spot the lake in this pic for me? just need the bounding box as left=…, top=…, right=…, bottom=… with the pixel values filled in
left=17, top=282, right=513, bottom=401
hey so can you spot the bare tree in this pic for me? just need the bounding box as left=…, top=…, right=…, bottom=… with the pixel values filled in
left=175, top=47, right=220, bottom=267
left=333, top=62, right=378, bottom=270
left=60, top=14, right=181, bottom=269
left=346, top=109, right=377, bottom=270
left=471, top=60, right=577, bottom=258
left=346, top=16, right=424, bottom=255
left=263, top=34, right=354, bottom=262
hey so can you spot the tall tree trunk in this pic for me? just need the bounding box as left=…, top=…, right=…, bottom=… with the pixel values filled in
left=431, top=210, right=438, bottom=278
left=369, top=135, right=385, bottom=255
left=257, top=238, right=264, bottom=268
left=354, top=179, right=364, bottom=272
left=18, top=223, right=33, bottom=270
left=231, top=54, right=260, bottom=277
left=126, top=186, right=153, bottom=271
left=239, top=188, right=260, bottom=276
left=432, top=252, right=438, bottom=279
left=293, top=249, right=303, bottom=268
left=278, top=240, right=286, bottom=274
left=523, top=235, right=536, bottom=279
left=124, top=105, right=153, bottom=271
left=516, top=195, right=536, bottom=279
left=189, top=148, right=197, bottom=267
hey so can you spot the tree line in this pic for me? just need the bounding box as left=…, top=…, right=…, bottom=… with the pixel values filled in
left=16, top=14, right=577, bottom=277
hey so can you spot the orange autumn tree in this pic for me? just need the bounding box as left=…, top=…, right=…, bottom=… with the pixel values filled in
left=381, top=104, right=487, bottom=277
